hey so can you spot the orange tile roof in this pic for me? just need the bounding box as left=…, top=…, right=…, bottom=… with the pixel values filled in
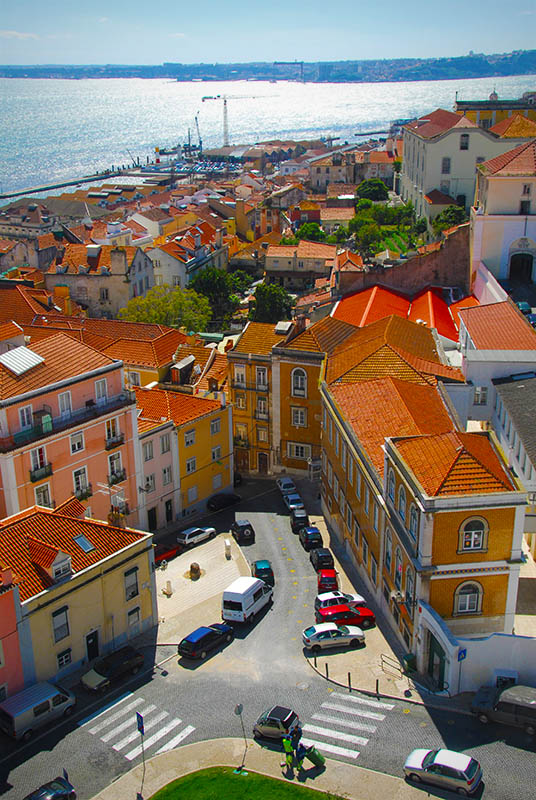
left=331, top=377, right=455, bottom=473
left=296, top=240, right=337, bottom=260
left=0, top=321, right=23, bottom=341
left=49, top=244, right=138, bottom=274
left=409, top=288, right=459, bottom=342
left=332, top=286, right=411, bottom=327
left=0, top=285, right=72, bottom=325
left=479, top=138, right=536, bottom=177
left=489, top=115, right=536, bottom=138
left=448, top=295, right=480, bottom=330
left=283, top=316, right=356, bottom=354
left=424, top=189, right=457, bottom=205
left=334, top=250, right=365, bottom=273
left=0, top=239, right=16, bottom=254
left=393, top=431, right=515, bottom=496
left=320, top=208, right=355, bottom=221
left=232, top=321, right=284, bottom=356
left=134, top=386, right=220, bottom=431
left=102, top=329, right=186, bottom=369
left=458, top=301, right=536, bottom=350
left=196, top=351, right=228, bottom=392
left=0, top=506, right=146, bottom=602
left=0, top=334, right=115, bottom=400
left=405, top=109, right=478, bottom=139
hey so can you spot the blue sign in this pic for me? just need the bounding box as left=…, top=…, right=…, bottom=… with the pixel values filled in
left=458, top=648, right=467, bottom=662
left=136, top=712, right=144, bottom=735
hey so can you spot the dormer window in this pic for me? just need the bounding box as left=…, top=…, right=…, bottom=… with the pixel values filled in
left=53, top=557, right=72, bottom=581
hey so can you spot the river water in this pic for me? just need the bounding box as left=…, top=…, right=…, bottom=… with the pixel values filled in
left=1, top=73, right=535, bottom=196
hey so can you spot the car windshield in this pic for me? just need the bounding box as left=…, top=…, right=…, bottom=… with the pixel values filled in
left=465, top=759, right=480, bottom=779
left=423, top=749, right=439, bottom=768
left=304, top=626, right=316, bottom=636
left=338, top=626, right=350, bottom=634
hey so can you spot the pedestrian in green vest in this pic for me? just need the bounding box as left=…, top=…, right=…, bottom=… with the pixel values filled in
left=281, top=735, right=294, bottom=771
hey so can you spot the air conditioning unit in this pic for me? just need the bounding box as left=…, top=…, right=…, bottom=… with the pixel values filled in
left=391, top=590, right=404, bottom=604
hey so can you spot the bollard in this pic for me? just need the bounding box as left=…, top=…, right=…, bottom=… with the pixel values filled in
left=314, top=655, right=317, bottom=668
left=348, top=672, right=352, bottom=692
left=325, top=662, right=329, bottom=679
left=376, top=678, right=379, bottom=698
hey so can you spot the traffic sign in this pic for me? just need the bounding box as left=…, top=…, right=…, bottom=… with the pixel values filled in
left=458, top=648, right=467, bottom=662
left=136, top=711, right=144, bottom=735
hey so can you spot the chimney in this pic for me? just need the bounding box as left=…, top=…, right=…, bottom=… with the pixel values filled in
left=110, top=246, right=128, bottom=274
left=0, top=566, right=13, bottom=588
left=55, top=245, right=65, bottom=264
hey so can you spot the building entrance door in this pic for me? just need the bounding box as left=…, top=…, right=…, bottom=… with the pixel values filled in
left=165, top=499, right=173, bottom=524
left=147, top=507, right=157, bottom=531
left=427, top=633, right=446, bottom=690
left=509, top=252, right=533, bottom=282
left=86, top=630, right=99, bottom=662
left=258, top=452, right=269, bottom=474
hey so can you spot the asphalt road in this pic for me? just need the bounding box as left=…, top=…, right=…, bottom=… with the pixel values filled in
left=2, top=479, right=536, bottom=799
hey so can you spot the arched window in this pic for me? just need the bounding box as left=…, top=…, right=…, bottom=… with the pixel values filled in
left=398, top=486, right=406, bottom=522
left=385, top=528, right=392, bottom=571
left=394, top=548, right=403, bottom=590
left=291, top=368, right=307, bottom=398
left=409, top=504, right=418, bottom=539
left=458, top=517, right=488, bottom=552
left=454, top=581, right=483, bottom=615
left=387, top=470, right=395, bottom=502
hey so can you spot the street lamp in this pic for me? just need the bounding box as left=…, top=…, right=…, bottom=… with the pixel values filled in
left=234, top=703, right=248, bottom=773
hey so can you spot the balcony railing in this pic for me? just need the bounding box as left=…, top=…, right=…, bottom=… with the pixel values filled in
left=254, top=409, right=269, bottom=420
left=231, top=380, right=270, bottom=392
left=75, top=483, right=93, bottom=501
left=233, top=436, right=249, bottom=448
left=0, top=392, right=135, bottom=454
left=108, top=468, right=127, bottom=486
left=29, top=463, right=53, bottom=483
left=105, top=432, right=125, bottom=450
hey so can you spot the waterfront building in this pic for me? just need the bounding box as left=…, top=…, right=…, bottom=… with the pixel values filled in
left=455, top=89, right=536, bottom=129
left=0, top=203, right=56, bottom=241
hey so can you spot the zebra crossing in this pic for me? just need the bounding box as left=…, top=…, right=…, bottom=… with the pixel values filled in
left=301, top=691, right=395, bottom=760
left=78, top=692, right=195, bottom=761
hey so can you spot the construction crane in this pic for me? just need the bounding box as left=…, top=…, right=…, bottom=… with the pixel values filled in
left=201, top=94, right=260, bottom=147
left=194, top=112, right=202, bottom=157
left=274, top=61, right=305, bottom=82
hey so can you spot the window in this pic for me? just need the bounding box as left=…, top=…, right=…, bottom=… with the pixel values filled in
left=53, top=559, right=71, bottom=580
left=364, top=487, right=369, bottom=515
left=346, top=503, right=352, bottom=530
left=387, top=470, right=395, bottom=502
left=143, top=441, right=154, bottom=461
left=460, top=133, right=469, bottom=150
left=291, top=368, right=307, bottom=398
left=356, top=470, right=361, bottom=499
left=454, top=581, right=482, bottom=615
left=258, top=427, right=268, bottom=442
left=459, top=517, right=488, bottom=551
left=19, top=405, right=33, bottom=430
left=58, top=391, right=72, bottom=419
left=353, top=517, right=360, bottom=546
left=34, top=700, right=50, bottom=717
left=162, top=465, right=172, bottom=485
left=335, top=430, right=339, bottom=456
left=95, top=378, right=107, bottom=405
left=212, top=446, right=221, bottom=461
left=128, top=607, right=141, bottom=627
left=348, top=456, right=353, bottom=485
left=108, top=451, right=122, bottom=476
left=234, top=365, right=246, bottom=387
left=373, top=503, right=379, bottom=532
left=105, top=418, right=118, bottom=442
left=73, top=466, right=88, bottom=493
left=333, top=475, right=339, bottom=504
left=256, top=367, right=268, bottom=389
left=52, top=607, right=69, bottom=643
left=398, top=486, right=406, bottom=522
left=173, top=276, right=181, bottom=287
left=30, top=446, right=46, bottom=471
left=212, top=473, right=222, bottom=490
left=187, top=485, right=198, bottom=503
left=523, top=184, right=531, bottom=196
left=57, top=649, right=72, bottom=669
left=473, top=386, right=488, bottom=406
left=409, top=504, right=418, bottom=539
left=35, top=483, right=52, bottom=508
left=287, top=442, right=311, bottom=460
left=161, top=433, right=170, bottom=454
left=441, top=157, right=451, bottom=174
left=327, top=462, right=333, bottom=487
left=394, top=548, right=403, bottom=590
left=70, top=432, right=84, bottom=454
left=185, top=429, right=195, bottom=447
left=129, top=371, right=141, bottom=387
left=125, top=567, right=139, bottom=601
left=210, top=417, right=221, bottom=435
left=520, top=200, right=531, bottom=215
left=385, top=528, right=392, bottom=571
left=236, top=394, right=246, bottom=410
left=291, top=407, right=307, bottom=427
left=362, top=535, right=369, bottom=567
left=186, top=457, right=196, bottom=474
left=328, top=418, right=333, bottom=444
left=371, top=556, right=378, bottom=586
left=256, top=397, right=268, bottom=418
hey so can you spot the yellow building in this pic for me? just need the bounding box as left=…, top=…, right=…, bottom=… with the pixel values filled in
left=455, top=89, right=536, bottom=129
left=0, top=499, right=156, bottom=686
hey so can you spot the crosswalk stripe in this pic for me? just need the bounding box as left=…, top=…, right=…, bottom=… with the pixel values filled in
left=312, top=713, right=377, bottom=734
left=113, top=711, right=169, bottom=751
left=300, top=736, right=358, bottom=759
left=101, top=705, right=158, bottom=743
left=86, top=698, right=141, bottom=734
left=155, top=724, right=196, bottom=754
left=303, top=724, right=368, bottom=746
left=124, top=718, right=183, bottom=761
left=332, top=692, right=394, bottom=710
left=322, top=701, right=385, bottom=721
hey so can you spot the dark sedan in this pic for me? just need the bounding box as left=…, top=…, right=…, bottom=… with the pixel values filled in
left=310, top=547, right=335, bottom=571
left=23, top=776, right=76, bottom=800
left=178, top=623, right=234, bottom=660
left=299, top=526, right=323, bottom=551
left=207, top=492, right=241, bottom=511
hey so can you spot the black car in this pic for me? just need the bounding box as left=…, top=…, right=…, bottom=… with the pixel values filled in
left=231, top=519, right=256, bottom=544
left=80, top=645, right=144, bottom=692
left=251, top=559, right=275, bottom=586
left=310, top=547, right=335, bottom=571
left=207, top=492, right=241, bottom=511
left=299, top=526, right=323, bottom=551
left=177, top=623, right=234, bottom=660
left=290, top=508, right=309, bottom=533
left=23, top=776, right=76, bottom=800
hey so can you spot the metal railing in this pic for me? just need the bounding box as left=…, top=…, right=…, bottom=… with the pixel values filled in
left=75, top=483, right=93, bottom=501
left=233, top=437, right=249, bottom=448
left=108, top=468, right=127, bottom=486
left=29, top=463, right=53, bottom=483
left=105, top=432, right=125, bottom=450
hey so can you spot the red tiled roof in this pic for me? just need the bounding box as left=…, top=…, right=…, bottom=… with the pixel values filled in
left=332, top=286, right=411, bottom=327
left=424, top=189, right=457, bottom=205
left=459, top=301, right=536, bottom=350
left=134, top=386, right=220, bottom=431
left=102, top=329, right=186, bottom=369
left=405, top=109, right=478, bottom=139
left=0, top=321, right=23, bottom=341
left=409, top=288, right=458, bottom=342
left=448, top=295, right=480, bottom=330
left=479, top=138, right=536, bottom=177
left=49, top=244, right=138, bottom=274
left=489, top=115, right=536, bottom=138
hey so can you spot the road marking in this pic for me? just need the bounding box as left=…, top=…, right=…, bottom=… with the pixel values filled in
left=303, top=603, right=308, bottom=607
left=303, top=723, right=368, bottom=746
left=113, top=711, right=169, bottom=750
left=101, top=704, right=157, bottom=742
left=301, top=736, right=358, bottom=759
left=82, top=696, right=137, bottom=732
left=290, top=569, right=295, bottom=573
left=124, top=718, right=183, bottom=760
left=322, top=702, right=385, bottom=721
left=287, top=557, right=293, bottom=561
left=156, top=724, right=196, bottom=753
left=312, top=713, right=377, bottom=734
left=332, top=692, right=394, bottom=710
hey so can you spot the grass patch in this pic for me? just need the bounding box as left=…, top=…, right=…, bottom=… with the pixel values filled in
left=149, top=767, right=344, bottom=800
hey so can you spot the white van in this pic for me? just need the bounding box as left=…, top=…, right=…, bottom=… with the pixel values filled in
left=0, top=681, right=76, bottom=741
left=222, top=576, right=273, bottom=623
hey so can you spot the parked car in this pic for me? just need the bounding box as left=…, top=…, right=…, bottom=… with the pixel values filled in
left=276, top=477, right=297, bottom=495
left=251, top=559, right=275, bottom=586
left=176, top=526, right=216, bottom=548
left=177, top=623, right=234, bottom=660
left=310, top=547, right=335, bottom=571
left=516, top=300, right=532, bottom=316
left=283, top=493, right=305, bottom=511
left=314, top=590, right=366, bottom=611
left=302, top=622, right=365, bottom=652
left=154, top=541, right=182, bottom=565
left=207, top=492, right=241, bottom=511
left=317, top=568, right=339, bottom=593
left=290, top=508, right=309, bottom=533
left=81, top=646, right=144, bottom=692
left=471, top=683, right=536, bottom=735
left=404, top=748, right=482, bottom=795
left=253, top=705, right=301, bottom=740
left=23, top=777, right=76, bottom=800
left=315, top=603, right=376, bottom=629
left=231, top=519, right=255, bottom=544
left=526, top=313, right=536, bottom=329
left=299, top=526, right=323, bottom=551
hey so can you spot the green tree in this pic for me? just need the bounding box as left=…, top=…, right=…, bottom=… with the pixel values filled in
left=279, top=234, right=298, bottom=245
left=326, top=225, right=349, bottom=244
left=432, top=204, right=468, bottom=235
left=190, top=266, right=240, bottom=324
left=348, top=214, right=375, bottom=235
left=118, top=284, right=211, bottom=330
left=355, top=198, right=373, bottom=212
left=295, top=222, right=326, bottom=242
left=355, top=222, right=382, bottom=255
left=252, top=283, right=294, bottom=323
left=229, top=269, right=253, bottom=294
left=412, top=217, right=428, bottom=235
left=356, top=178, right=389, bottom=201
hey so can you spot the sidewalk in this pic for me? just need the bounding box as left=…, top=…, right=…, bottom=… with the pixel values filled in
left=90, top=736, right=426, bottom=800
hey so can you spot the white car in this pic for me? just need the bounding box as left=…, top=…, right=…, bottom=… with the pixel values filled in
left=314, top=591, right=367, bottom=612
left=176, top=526, right=216, bottom=548
left=302, top=622, right=365, bottom=652
left=283, top=493, right=304, bottom=511
left=404, top=748, right=483, bottom=795
left=276, top=477, right=297, bottom=495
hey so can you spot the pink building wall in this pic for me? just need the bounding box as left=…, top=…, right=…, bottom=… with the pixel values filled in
left=0, top=578, right=24, bottom=699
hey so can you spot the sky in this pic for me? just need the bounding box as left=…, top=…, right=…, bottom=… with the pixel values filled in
left=1, top=0, right=535, bottom=65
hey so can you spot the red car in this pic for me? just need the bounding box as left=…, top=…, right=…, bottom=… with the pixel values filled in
left=317, top=568, right=339, bottom=593
left=154, top=541, right=182, bottom=565
left=315, top=603, right=376, bottom=629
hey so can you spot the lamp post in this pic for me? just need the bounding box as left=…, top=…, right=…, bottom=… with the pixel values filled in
left=234, top=703, right=248, bottom=772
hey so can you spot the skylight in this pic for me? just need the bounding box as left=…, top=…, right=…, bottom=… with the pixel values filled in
left=74, top=534, right=95, bottom=553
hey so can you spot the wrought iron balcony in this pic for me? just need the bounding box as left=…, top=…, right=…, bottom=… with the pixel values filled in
left=105, top=432, right=125, bottom=450
left=233, top=436, right=249, bottom=448
left=75, top=483, right=93, bottom=501
left=108, top=468, right=127, bottom=486
left=29, top=463, right=53, bottom=483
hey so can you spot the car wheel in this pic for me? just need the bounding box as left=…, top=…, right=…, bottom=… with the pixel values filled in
left=526, top=723, right=535, bottom=736
left=456, top=789, right=469, bottom=796
left=63, top=705, right=74, bottom=718
left=22, top=730, right=33, bottom=742
left=225, top=633, right=233, bottom=642
left=210, top=531, right=216, bottom=539
left=312, top=645, right=321, bottom=654
left=478, top=713, right=489, bottom=724
left=131, top=665, right=140, bottom=675
left=361, top=619, right=373, bottom=629
left=200, top=650, right=208, bottom=660
left=350, top=639, right=361, bottom=648
left=408, top=773, right=421, bottom=784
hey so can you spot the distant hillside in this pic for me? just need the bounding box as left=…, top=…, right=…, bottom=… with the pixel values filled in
left=1, top=50, right=536, bottom=83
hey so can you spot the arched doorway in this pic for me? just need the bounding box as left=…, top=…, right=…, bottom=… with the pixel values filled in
left=258, top=452, right=269, bottom=474
left=509, top=252, right=534, bottom=282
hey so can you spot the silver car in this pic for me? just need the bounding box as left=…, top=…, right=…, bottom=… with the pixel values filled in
left=314, top=591, right=367, bottom=611
left=283, top=493, right=304, bottom=511
left=302, top=622, right=365, bottom=652
left=276, top=477, right=297, bottom=495
left=176, top=526, right=216, bottom=548
left=404, top=748, right=482, bottom=795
